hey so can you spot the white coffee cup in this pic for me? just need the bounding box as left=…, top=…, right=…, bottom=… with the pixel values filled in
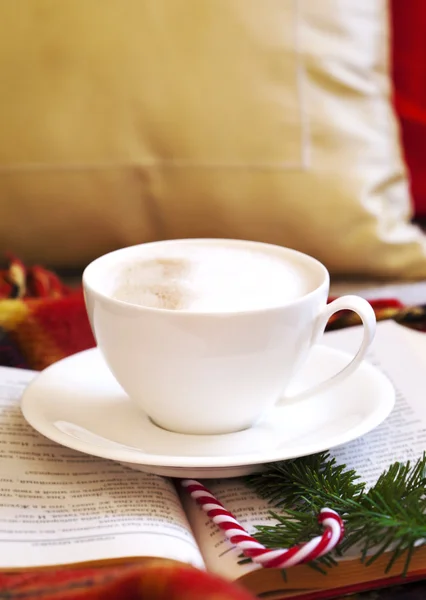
left=83, top=239, right=376, bottom=435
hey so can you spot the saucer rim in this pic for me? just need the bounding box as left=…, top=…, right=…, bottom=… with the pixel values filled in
left=21, top=346, right=396, bottom=469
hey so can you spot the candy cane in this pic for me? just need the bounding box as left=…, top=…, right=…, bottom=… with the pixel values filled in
left=182, top=479, right=344, bottom=569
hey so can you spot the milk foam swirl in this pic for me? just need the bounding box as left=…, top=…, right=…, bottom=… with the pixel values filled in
left=112, top=244, right=312, bottom=312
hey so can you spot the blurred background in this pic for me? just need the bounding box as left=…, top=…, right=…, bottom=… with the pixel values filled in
left=0, top=0, right=426, bottom=289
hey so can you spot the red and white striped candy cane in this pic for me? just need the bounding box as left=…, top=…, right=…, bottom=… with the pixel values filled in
left=182, top=479, right=344, bottom=569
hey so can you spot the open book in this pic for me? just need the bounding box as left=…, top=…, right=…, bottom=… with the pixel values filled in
left=0, top=321, right=425, bottom=599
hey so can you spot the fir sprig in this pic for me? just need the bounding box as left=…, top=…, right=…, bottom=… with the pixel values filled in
left=246, top=452, right=426, bottom=576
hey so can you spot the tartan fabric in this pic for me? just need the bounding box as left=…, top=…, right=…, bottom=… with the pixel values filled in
left=0, top=258, right=95, bottom=370
left=0, top=258, right=425, bottom=599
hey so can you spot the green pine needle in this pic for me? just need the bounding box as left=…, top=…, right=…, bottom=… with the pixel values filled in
left=246, top=452, right=426, bottom=576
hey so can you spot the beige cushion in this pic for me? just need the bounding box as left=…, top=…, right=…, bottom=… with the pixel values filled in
left=1, top=0, right=426, bottom=277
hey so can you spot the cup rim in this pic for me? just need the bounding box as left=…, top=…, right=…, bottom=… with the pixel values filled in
left=82, top=238, right=330, bottom=316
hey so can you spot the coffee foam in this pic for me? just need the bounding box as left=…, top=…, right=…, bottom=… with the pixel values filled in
left=111, top=244, right=314, bottom=312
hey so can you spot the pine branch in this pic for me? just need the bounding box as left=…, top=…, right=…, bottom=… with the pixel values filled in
left=246, top=452, right=426, bottom=576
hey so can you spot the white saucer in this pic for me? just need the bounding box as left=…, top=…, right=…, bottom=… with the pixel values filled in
left=21, top=346, right=395, bottom=479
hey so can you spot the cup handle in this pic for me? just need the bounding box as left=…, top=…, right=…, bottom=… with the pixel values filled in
left=277, top=295, right=376, bottom=405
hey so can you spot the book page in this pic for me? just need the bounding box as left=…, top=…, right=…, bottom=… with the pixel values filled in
left=183, top=321, right=426, bottom=579
left=0, top=367, right=204, bottom=570
left=324, top=321, right=426, bottom=487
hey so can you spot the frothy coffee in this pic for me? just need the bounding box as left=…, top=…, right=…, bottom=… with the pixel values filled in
left=111, top=243, right=315, bottom=312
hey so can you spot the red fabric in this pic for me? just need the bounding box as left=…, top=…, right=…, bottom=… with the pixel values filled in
left=0, top=560, right=256, bottom=600
left=391, top=0, right=426, bottom=217
left=0, top=259, right=95, bottom=370
left=0, top=255, right=73, bottom=298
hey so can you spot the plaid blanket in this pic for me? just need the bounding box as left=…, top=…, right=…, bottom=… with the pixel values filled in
left=0, top=258, right=425, bottom=600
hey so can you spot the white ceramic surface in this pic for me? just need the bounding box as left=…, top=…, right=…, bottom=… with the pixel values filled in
left=83, top=239, right=376, bottom=435
left=21, top=344, right=395, bottom=479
